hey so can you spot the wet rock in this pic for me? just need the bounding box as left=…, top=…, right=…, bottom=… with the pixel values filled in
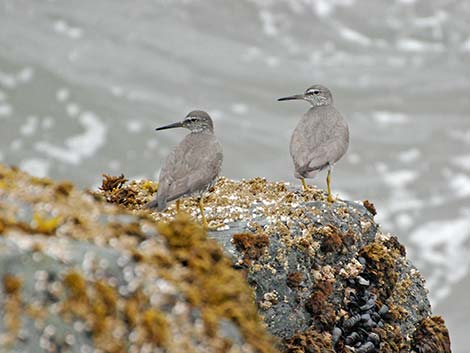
left=0, top=167, right=452, bottom=353
left=144, top=177, right=448, bottom=352
left=412, top=316, right=451, bottom=353
left=205, top=200, right=441, bottom=352
left=97, top=173, right=450, bottom=353
left=0, top=165, right=277, bottom=353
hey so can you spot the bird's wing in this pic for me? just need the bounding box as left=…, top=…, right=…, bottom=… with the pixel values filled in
left=290, top=107, right=349, bottom=173
left=158, top=134, right=223, bottom=203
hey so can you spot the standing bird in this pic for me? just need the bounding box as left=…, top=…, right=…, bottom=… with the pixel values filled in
left=278, top=85, right=349, bottom=202
left=146, top=110, right=223, bottom=228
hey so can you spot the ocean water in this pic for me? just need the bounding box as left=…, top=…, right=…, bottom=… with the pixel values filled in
left=1, top=0, right=469, bottom=350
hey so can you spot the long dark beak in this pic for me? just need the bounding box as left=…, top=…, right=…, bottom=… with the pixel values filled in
left=155, top=121, right=183, bottom=131
left=277, top=94, right=305, bottom=102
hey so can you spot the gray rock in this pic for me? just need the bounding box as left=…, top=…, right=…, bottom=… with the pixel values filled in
left=207, top=197, right=442, bottom=351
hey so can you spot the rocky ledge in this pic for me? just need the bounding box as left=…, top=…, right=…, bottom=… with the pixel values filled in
left=0, top=164, right=451, bottom=353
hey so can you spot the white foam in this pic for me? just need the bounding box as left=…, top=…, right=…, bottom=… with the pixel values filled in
left=410, top=218, right=470, bottom=303
left=20, top=115, right=39, bottom=136
left=266, top=56, right=280, bottom=67
left=42, top=116, right=55, bottom=129
left=451, top=155, right=470, bottom=171
left=414, top=11, right=447, bottom=27
left=347, top=153, right=361, bottom=164
left=396, top=38, right=444, bottom=52
left=310, top=0, right=355, bottom=17
left=127, top=120, right=143, bottom=133
left=0, top=70, right=17, bottom=88
left=259, top=10, right=278, bottom=37
left=449, top=173, right=470, bottom=197
left=66, top=103, right=80, bottom=117
left=383, top=169, right=418, bottom=189
left=209, top=110, right=223, bottom=121
left=66, top=112, right=107, bottom=159
left=11, top=139, right=23, bottom=151
left=0, top=104, right=12, bottom=118
left=19, top=158, right=50, bottom=178
left=448, top=128, right=470, bottom=144
left=462, top=37, right=470, bottom=52
left=372, top=111, right=408, bottom=125
left=396, top=213, right=414, bottom=229
left=339, top=27, right=371, bottom=46
left=398, top=148, right=421, bottom=163
left=53, top=19, right=83, bottom=39
left=231, top=103, right=248, bottom=115
left=56, top=88, right=70, bottom=102
left=111, top=86, right=124, bottom=97
left=240, top=46, right=262, bottom=62
left=35, top=111, right=107, bottom=165
left=17, top=67, right=34, bottom=83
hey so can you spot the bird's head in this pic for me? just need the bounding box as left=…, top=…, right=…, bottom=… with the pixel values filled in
left=155, top=110, right=214, bottom=133
left=278, top=84, right=333, bottom=107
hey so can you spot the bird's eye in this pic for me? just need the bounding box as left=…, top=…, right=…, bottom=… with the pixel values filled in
left=306, top=90, right=320, bottom=95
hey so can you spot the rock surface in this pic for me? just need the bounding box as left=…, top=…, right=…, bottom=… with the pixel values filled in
left=0, top=165, right=451, bottom=353
left=0, top=165, right=277, bottom=353
left=97, top=174, right=451, bottom=353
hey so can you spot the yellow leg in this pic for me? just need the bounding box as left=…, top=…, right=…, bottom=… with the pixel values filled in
left=326, top=169, right=335, bottom=203
left=175, top=199, right=180, bottom=212
left=199, top=197, right=208, bottom=229
left=301, top=178, right=309, bottom=192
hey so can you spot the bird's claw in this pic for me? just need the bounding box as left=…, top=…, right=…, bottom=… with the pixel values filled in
left=207, top=221, right=226, bottom=231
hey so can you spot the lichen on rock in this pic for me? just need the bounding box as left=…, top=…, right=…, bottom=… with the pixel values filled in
left=0, top=164, right=277, bottom=353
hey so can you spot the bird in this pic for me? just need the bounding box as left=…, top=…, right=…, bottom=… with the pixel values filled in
left=278, top=84, right=349, bottom=202
left=146, top=110, right=223, bottom=228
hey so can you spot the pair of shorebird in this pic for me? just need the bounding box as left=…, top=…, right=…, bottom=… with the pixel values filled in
left=146, top=84, right=349, bottom=228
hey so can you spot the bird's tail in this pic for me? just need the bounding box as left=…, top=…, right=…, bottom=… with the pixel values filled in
left=145, top=195, right=166, bottom=211
left=296, top=161, right=328, bottom=179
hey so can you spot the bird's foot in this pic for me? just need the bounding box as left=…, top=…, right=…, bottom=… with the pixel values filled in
left=206, top=221, right=226, bottom=231
left=327, top=194, right=336, bottom=203
left=301, top=178, right=310, bottom=192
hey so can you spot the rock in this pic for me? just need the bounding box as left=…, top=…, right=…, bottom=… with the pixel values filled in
left=96, top=175, right=451, bottom=352
left=0, top=165, right=277, bottom=353
left=0, top=166, right=452, bottom=353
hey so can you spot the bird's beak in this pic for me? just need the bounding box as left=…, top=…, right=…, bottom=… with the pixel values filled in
left=155, top=121, right=184, bottom=131
left=277, top=94, right=305, bottom=102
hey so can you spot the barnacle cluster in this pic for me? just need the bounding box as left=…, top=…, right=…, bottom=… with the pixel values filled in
left=97, top=174, right=451, bottom=353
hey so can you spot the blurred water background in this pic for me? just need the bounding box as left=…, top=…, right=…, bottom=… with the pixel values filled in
left=0, top=0, right=469, bottom=351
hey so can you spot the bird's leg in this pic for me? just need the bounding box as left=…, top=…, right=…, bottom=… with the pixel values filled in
left=175, top=199, right=180, bottom=212
left=301, top=178, right=309, bottom=192
left=198, top=196, right=208, bottom=229
left=326, top=167, right=335, bottom=203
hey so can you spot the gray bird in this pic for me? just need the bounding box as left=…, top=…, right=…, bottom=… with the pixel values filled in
left=146, top=110, right=223, bottom=227
left=278, top=84, right=349, bottom=202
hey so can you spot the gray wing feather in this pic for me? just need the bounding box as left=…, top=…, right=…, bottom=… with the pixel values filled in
left=290, top=106, right=349, bottom=178
left=155, top=133, right=222, bottom=210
